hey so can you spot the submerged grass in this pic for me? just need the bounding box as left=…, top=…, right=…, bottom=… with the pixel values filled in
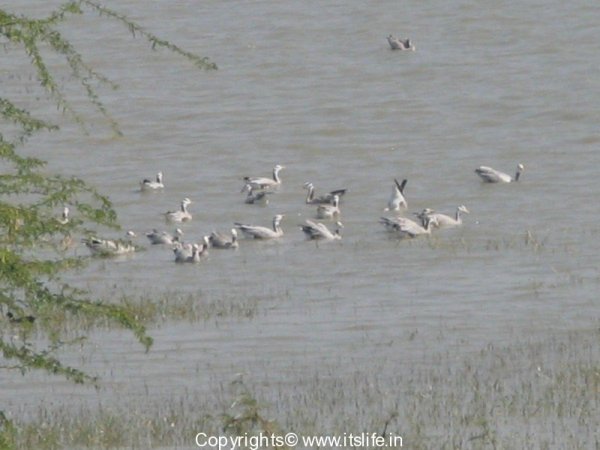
left=11, top=291, right=261, bottom=340
left=5, top=326, right=599, bottom=449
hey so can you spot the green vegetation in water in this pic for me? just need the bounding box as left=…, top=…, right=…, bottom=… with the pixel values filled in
left=2, top=327, right=598, bottom=449
left=6, top=290, right=262, bottom=339
left=1, top=0, right=215, bottom=384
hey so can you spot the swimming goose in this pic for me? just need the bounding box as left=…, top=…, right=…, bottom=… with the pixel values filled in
left=141, top=171, right=164, bottom=190
left=242, top=164, right=285, bottom=191
left=475, top=164, right=524, bottom=183
left=384, top=178, right=408, bottom=211
left=57, top=206, right=70, bottom=225
left=316, top=195, right=341, bottom=219
left=300, top=220, right=343, bottom=240
left=303, top=182, right=347, bottom=205
left=387, top=35, right=416, bottom=51
left=174, top=243, right=201, bottom=263
left=234, top=214, right=284, bottom=239
left=242, top=185, right=273, bottom=205
left=380, top=216, right=437, bottom=238
left=173, top=236, right=209, bottom=263
left=145, top=228, right=183, bottom=245
left=82, top=231, right=137, bottom=256
left=415, top=205, right=470, bottom=228
left=209, top=228, right=239, bottom=249
left=173, top=241, right=193, bottom=262
left=164, top=198, right=192, bottom=222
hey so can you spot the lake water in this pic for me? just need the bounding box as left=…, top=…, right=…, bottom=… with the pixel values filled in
left=2, top=0, right=599, bottom=425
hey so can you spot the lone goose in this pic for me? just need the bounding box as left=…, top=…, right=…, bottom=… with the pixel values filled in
left=384, top=178, right=408, bottom=211
left=145, top=228, right=183, bottom=245
left=242, top=185, right=272, bottom=205
left=242, top=164, right=285, bottom=191
left=380, top=216, right=437, bottom=238
left=165, top=198, right=192, bottom=222
left=141, top=171, right=164, bottom=190
left=316, top=195, right=341, bottom=219
left=387, top=35, right=416, bottom=51
left=57, top=206, right=70, bottom=225
left=475, top=164, right=524, bottom=183
left=209, top=228, right=239, bottom=249
left=300, top=220, right=343, bottom=240
left=234, top=214, right=284, bottom=239
left=415, top=205, right=470, bottom=228
left=303, top=182, right=347, bottom=205
left=82, top=231, right=137, bottom=256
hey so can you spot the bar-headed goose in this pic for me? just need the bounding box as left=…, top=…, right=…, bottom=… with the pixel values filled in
left=242, top=185, right=272, bottom=205
left=415, top=205, right=470, bottom=228
left=141, top=171, right=164, bottom=190
left=145, top=228, right=183, bottom=245
left=57, top=206, right=70, bottom=225
left=234, top=214, right=284, bottom=239
left=209, top=229, right=239, bottom=249
left=165, top=198, right=192, bottom=222
left=316, top=194, right=341, bottom=219
left=174, top=237, right=209, bottom=263
left=299, top=220, right=343, bottom=240
left=384, top=178, right=408, bottom=211
left=173, top=241, right=193, bottom=263
left=242, top=164, right=285, bottom=191
left=303, top=182, right=347, bottom=205
left=387, top=35, right=416, bottom=51
left=379, top=216, right=437, bottom=238
left=82, top=231, right=137, bottom=256
left=475, top=164, right=524, bottom=183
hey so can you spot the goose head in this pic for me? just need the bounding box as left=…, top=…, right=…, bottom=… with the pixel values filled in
left=515, top=163, right=525, bottom=181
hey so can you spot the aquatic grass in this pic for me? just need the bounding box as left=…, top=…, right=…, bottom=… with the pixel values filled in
left=6, top=326, right=598, bottom=449
left=7, top=291, right=261, bottom=340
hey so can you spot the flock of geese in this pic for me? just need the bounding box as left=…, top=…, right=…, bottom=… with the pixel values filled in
left=78, top=162, right=525, bottom=262
left=77, top=34, right=460, bottom=262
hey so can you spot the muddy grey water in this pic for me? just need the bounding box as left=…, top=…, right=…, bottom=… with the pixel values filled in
left=2, top=0, right=599, bottom=415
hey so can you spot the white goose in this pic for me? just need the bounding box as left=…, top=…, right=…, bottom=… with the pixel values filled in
left=234, top=214, right=284, bottom=239
left=242, top=185, right=272, bottom=205
left=173, top=241, right=193, bottom=263
left=140, top=171, right=164, bottom=190
left=379, top=216, right=438, bottom=238
left=82, top=231, right=137, bottom=256
left=300, top=220, right=343, bottom=240
left=475, top=164, right=524, bottom=183
left=57, top=206, right=70, bottom=225
left=387, top=35, right=416, bottom=51
left=415, top=205, right=470, bottom=228
left=384, top=178, right=408, bottom=211
left=316, top=194, right=341, bottom=219
left=303, top=182, right=347, bottom=205
left=173, top=236, right=209, bottom=263
left=145, top=228, right=183, bottom=245
left=209, top=229, right=239, bottom=249
left=242, top=164, right=285, bottom=191
left=164, top=198, right=192, bottom=222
